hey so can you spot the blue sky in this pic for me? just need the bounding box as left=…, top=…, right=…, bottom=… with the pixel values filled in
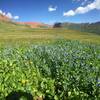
left=0, top=0, right=100, bottom=24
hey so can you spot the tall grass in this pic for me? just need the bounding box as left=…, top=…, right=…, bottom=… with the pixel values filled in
left=0, top=40, right=100, bottom=99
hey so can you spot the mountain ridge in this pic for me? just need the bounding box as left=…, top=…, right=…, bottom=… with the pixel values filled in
left=17, top=22, right=49, bottom=28
left=0, top=14, right=100, bottom=34
left=0, top=14, right=49, bottom=28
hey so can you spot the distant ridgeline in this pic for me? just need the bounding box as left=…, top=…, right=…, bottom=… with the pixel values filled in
left=53, top=22, right=100, bottom=34
left=0, top=14, right=49, bottom=30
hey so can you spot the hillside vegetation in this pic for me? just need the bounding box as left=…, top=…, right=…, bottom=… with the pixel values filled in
left=0, top=20, right=100, bottom=44
left=0, top=16, right=100, bottom=99
left=54, top=22, right=100, bottom=35
left=0, top=21, right=30, bottom=31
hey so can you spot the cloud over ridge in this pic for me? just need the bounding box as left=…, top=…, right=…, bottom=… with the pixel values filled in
left=0, top=10, right=19, bottom=20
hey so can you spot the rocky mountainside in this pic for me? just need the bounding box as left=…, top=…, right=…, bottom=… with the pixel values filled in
left=18, top=22, right=49, bottom=28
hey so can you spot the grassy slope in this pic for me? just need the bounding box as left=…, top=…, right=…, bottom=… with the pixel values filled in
left=0, top=21, right=100, bottom=44
left=61, top=22, right=100, bottom=35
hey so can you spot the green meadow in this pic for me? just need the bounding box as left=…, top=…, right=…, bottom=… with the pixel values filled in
left=0, top=28, right=100, bottom=45
left=0, top=21, right=100, bottom=44
left=0, top=22, right=100, bottom=99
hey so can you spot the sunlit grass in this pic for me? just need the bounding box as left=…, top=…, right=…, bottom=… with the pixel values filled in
left=0, top=28, right=100, bottom=44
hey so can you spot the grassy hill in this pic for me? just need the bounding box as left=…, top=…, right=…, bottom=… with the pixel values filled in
left=54, top=22, right=100, bottom=35
left=0, top=17, right=100, bottom=44
left=0, top=20, right=30, bottom=32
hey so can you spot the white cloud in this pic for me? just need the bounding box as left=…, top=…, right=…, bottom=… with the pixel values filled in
left=6, top=12, right=13, bottom=19
left=64, top=0, right=100, bottom=16
left=13, top=16, right=19, bottom=20
left=64, top=10, right=75, bottom=16
left=0, top=10, right=19, bottom=20
left=48, top=6, right=57, bottom=12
